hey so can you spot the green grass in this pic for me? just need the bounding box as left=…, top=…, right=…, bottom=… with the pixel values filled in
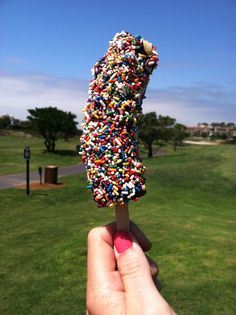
left=0, top=135, right=81, bottom=175
left=0, top=144, right=236, bottom=314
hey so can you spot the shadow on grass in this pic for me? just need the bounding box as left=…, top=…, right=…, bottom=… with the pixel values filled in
left=142, top=152, right=191, bottom=160
left=54, top=149, right=77, bottom=156
left=25, top=182, right=64, bottom=197
left=158, top=152, right=191, bottom=158
left=31, top=192, right=49, bottom=196
left=42, top=149, right=77, bottom=156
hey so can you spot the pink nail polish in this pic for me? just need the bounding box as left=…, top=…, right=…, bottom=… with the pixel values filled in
left=114, top=231, right=132, bottom=253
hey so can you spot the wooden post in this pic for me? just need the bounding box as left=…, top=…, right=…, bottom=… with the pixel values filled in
left=115, top=203, right=130, bottom=232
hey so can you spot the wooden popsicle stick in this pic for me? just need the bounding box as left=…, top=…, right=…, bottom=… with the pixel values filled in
left=115, top=203, right=130, bottom=232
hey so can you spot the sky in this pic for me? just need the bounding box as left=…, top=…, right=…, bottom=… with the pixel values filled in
left=0, top=0, right=236, bottom=126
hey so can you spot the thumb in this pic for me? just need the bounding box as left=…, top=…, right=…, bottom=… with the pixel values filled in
left=114, top=231, right=161, bottom=311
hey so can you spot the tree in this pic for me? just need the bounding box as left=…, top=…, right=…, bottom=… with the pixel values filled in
left=156, top=115, right=176, bottom=143
left=0, top=115, right=11, bottom=129
left=61, top=112, right=78, bottom=141
left=139, top=112, right=158, bottom=158
left=11, top=120, right=32, bottom=131
left=171, top=123, right=189, bottom=151
left=27, top=107, right=78, bottom=152
left=226, top=122, right=235, bottom=127
left=139, top=112, right=175, bottom=157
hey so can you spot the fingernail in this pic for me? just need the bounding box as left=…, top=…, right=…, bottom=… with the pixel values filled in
left=114, top=231, right=132, bottom=253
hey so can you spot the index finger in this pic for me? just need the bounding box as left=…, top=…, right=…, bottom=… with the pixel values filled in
left=86, top=224, right=125, bottom=314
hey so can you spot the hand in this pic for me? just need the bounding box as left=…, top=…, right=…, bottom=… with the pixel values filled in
left=86, top=222, right=176, bottom=315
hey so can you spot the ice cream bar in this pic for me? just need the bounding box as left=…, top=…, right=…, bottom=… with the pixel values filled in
left=80, top=31, right=158, bottom=214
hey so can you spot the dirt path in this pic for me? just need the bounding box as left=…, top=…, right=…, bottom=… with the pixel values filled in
left=184, top=140, right=219, bottom=145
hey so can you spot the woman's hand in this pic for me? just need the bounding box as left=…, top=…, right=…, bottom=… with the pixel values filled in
left=86, top=222, right=176, bottom=315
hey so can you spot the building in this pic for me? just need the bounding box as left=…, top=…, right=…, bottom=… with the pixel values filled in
left=187, top=123, right=236, bottom=138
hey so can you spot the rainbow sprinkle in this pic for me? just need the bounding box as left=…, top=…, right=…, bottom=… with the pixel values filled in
left=80, top=31, right=158, bottom=207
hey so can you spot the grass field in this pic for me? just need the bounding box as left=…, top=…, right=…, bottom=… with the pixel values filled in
left=0, top=135, right=81, bottom=175
left=0, top=143, right=236, bottom=314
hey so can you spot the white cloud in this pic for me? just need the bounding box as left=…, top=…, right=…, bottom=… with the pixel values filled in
left=145, top=83, right=236, bottom=125
left=6, top=57, right=30, bottom=64
left=0, top=72, right=88, bottom=126
left=0, top=71, right=235, bottom=126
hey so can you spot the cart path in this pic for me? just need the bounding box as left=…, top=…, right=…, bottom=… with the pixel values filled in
left=0, top=163, right=85, bottom=190
left=184, top=140, right=219, bottom=145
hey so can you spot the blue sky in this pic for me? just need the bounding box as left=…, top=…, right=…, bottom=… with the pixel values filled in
left=0, top=0, right=235, bottom=125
